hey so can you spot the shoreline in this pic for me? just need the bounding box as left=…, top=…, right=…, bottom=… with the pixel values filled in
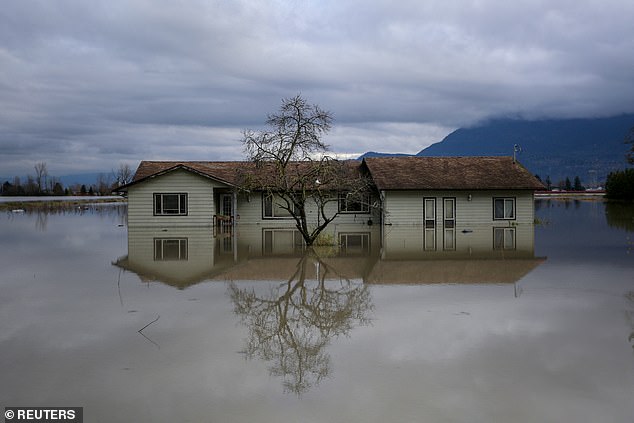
left=0, top=197, right=127, bottom=211
left=535, top=191, right=605, bottom=199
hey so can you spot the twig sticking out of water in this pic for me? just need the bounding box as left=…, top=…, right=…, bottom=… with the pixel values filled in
left=138, top=315, right=160, bottom=333
left=138, top=315, right=161, bottom=349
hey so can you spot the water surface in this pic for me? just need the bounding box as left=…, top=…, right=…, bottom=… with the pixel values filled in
left=1, top=200, right=633, bottom=422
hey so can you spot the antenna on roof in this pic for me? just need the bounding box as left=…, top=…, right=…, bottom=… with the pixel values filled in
left=513, top=144, right=522, bottom=164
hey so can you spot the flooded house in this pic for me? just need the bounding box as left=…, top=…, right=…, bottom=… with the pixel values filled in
left=114, top=156, right=545, bottom=288
left=115, top=156, right=544, bottom=231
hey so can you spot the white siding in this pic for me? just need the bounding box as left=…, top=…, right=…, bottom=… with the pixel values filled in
left=127, top=226, right=217, bottom=281
left=383, top=190, right=534, bottom=226
left=128, top=170, right=379, bottom=229
left=236, top=192, right=380, bottom=227
left=128, top=169, right=228, bottom=226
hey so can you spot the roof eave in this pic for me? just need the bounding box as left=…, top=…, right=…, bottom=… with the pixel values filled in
left=116, top=163, right=239, bottom=191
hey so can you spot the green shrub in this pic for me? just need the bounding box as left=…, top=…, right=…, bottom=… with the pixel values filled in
left=606, top=169, right=634, bottom=200
left=313, top=233, right=336, bottom=246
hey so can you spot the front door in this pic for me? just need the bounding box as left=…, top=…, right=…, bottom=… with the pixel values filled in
left=221, top=194, right=232, bottom=217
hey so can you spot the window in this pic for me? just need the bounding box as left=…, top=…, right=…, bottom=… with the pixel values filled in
left=424, top=198, right=436, bottom=229
left=263, top=229, right=305, bottom=254
left=338, top=192, right=370, bottom=213
left=493, top=197, right=516, bottom=220
left=423, top=198, right=436, bottom=251
left=443, top=228, right=456, bottom=251
left=494, top=227, right=516, bottom=250
left=221, top=194, right=232, bottom=216
left=339, top=233, right=370, bottom=255
left=443, top=198, right=456, bottom=228
left=263, top=194, right=295, bottom=218
left=154, top=238, right=188, bottom=260
left=154, top=193, right=187, bottom=215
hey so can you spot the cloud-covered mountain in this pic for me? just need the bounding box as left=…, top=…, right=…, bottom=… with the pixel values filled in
left=361, top=114, right=634, bottom=186
left=418, top=114, right=633, bottom=185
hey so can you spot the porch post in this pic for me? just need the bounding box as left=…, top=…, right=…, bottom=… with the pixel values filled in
left=232, top=190, right=238, bottom=226
left=232, top=189, right=238, bottom=263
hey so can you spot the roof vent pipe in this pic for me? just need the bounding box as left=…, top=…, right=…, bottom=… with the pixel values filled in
left=513, top=144, right=522, bottom=164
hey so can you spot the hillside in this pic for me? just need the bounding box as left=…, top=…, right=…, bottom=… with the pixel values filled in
left=417, top=115, right=634, bottom=186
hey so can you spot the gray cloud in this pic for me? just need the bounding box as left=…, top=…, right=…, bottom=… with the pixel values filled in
left=1, top=0, right=633, bottom=176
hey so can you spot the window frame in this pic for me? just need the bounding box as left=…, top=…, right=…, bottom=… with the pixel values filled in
left=262, top=229, right=305, bottom=255
left=153, top=238, right=188, bottom=261
left=262, top=193, right=296, bottom=219
left=338, top=232, right=371, bottom=255
left=493, top=197, right=516, bottom=220
left=338, top=192, right=371, bottom=214
left=443, top=197, right=456, bottom=229
left=153, top=193, right=188, bottom=216
left=423, top=197, right=437, bottom=251
left=493, top=227, right=516, bottom=250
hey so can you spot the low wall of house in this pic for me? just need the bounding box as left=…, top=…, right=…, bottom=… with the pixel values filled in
left=235, top=193, right=380, bottom=227
left=382, top=190, right=535, bottom=226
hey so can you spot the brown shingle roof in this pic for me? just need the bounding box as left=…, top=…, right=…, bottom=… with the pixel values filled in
left=363, top=156, right=545, bottom=190
left=120, top=160, right=364, bottom=191
left=119, top=156, right=544, bottom=192
left=130, top=161, right=251, bottom=187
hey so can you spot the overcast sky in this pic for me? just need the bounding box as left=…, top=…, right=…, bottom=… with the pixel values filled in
left=2, top=0, right=634, bottom=176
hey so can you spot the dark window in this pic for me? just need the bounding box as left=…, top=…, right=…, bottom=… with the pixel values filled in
left=263, top=229, right=305, bottom=254
left=424, top=198, right=436, bottom=228
left=443, top=198, right=456, bottom=228
left=339, top=233, right=370, bottom=254
left=493, top=197, right=515, bottom=220
left=443, top=228, right=456, bottom=251
left=424, top=198, right=437, bottom=251
left=263, top=194, right=294, bottom=218
left=154, top=238, right=188, bottom=260
left=338, top=193, right=370, bottom=213
left=154, top=193, right=187, bottom=215
left=493, top=227, right=516, bottom=250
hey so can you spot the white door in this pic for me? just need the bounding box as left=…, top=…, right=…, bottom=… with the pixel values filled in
left=221, top=194, right=232, bottom=216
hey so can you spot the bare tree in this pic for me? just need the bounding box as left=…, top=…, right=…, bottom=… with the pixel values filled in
left=34, top=162, right=48, bottom=194
left=229, top=252, right=373, bottom=394
left=241, top=94, right=373, bottom=245
left=24, top=175, right=38, bottom=195
left=95, top=173, right=113, bottom=195
left=114, top=163, right=133, bottom=187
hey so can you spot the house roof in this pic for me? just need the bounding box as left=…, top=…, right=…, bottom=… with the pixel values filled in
left=363, top=156, right=545, bottom=190
left=132, top=161, right=249, bottom=186
left=118, top=159, right=365, bottom=192
left=118, top=156, right=544, bottom=193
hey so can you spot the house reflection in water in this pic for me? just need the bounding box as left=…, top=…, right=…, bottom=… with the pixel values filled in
left=113, top=222, right=544, bottom=393
left=114, top=222, right=543, bottom=287
left=114, top=226, right=239, bottom=289
left=372, top=224, right=544, bottom=285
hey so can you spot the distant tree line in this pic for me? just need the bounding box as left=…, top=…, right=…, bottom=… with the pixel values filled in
left=535, top=174, right=586, bottom=191
left=1, top=162, right=134, bottom=197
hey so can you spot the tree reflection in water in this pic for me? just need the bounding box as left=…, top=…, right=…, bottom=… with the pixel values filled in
left=626, top=291, right=634, bottom=350
left=229, top=250, right=373, bottom=395
left=605, top=202, right=634, bottom=232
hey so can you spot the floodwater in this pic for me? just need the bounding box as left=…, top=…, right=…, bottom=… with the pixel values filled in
left=0, top=199, right=633, bottom=422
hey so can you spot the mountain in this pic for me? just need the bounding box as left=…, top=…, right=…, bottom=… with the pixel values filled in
left=58, top=172, right=105, bottom=187
left=417, top=114, right=634, bottom=186
left=358, top=151, right=411, bottom=159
